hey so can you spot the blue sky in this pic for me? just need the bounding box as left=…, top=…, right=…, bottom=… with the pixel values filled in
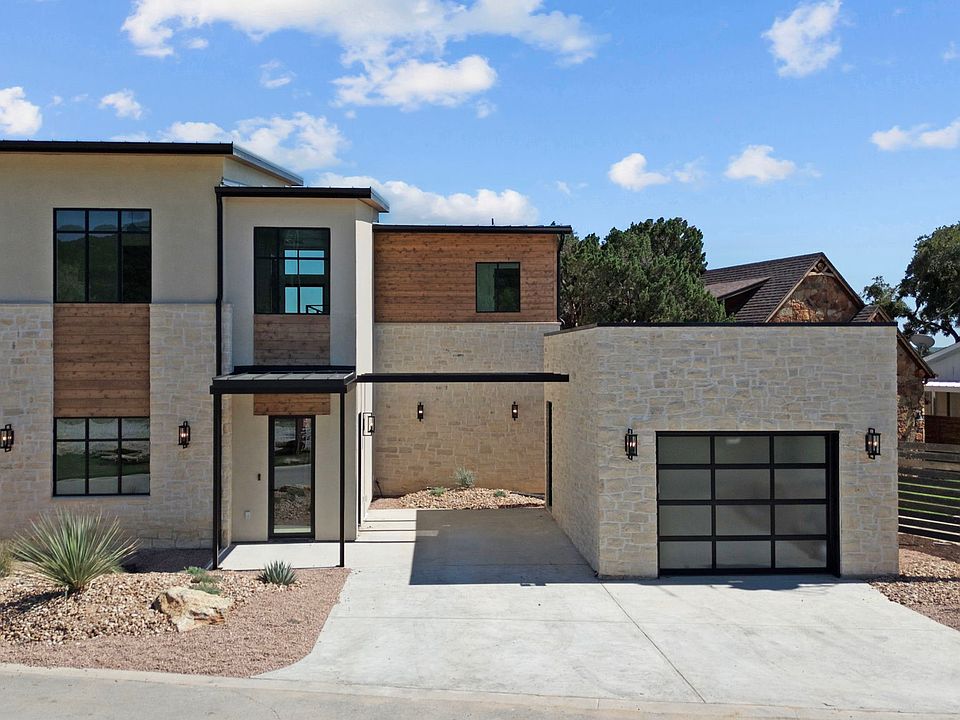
left=2, top=0, right=959, bottom=295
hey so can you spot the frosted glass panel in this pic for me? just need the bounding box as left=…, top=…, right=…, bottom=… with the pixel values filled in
left=658, top=436, right=710, bottom=464
left=715, top=469, right=770, bottom=499
left=659, top=469, right=711, bottom=500
left=659, top=505, right=711, bottom=536
left=774, top=469, right=826, bottom=499
left=716, top=541, right=771, bottom=568
left=776, top=505, right=826, bottom=535
left=776, top=540, right=827, bottom=567
left=774, top=435, right=825, bottom=464
left=716, top=505, right=770, bottom=535
left=715, top=436, right=769, bottom=464
left=659, top=542, right=712, bottom=569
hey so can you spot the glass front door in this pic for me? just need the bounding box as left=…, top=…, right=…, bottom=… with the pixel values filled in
left=269, top=416, right=314, bottom=538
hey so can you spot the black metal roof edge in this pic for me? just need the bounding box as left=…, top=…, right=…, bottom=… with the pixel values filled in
left=216, top=185, right=389, bottom=212
left=355, top=372, right=569, bottom=383
left=373, top=224, right=572, bottom=235
left=545, top=322, right=900, bottom=336
left=231, top=364, right=357, bottom=374
left=210, top=381, right=352, bottom=395
left=0, top=140, right=303, bottom=186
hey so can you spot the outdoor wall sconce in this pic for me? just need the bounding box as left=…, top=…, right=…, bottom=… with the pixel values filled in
left=362, top=412, right=376, bottom=436
left=865, top=428, right=881, bottom=459
left=417, top=402, right=424, bottom=422
left=512, top=401, right=519, bottom=421
left=0, top=424, right=14, bottom=453
left=178, top=421, right=191, bottom=449
left=624, top=428, right=638, bottom=460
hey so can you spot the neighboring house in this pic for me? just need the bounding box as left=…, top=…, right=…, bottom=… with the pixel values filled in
left=0, top=141, right=899, bottom=579
left=925, top=343, right=960, bottom=444
left=703, top=252, right=934, bottom=442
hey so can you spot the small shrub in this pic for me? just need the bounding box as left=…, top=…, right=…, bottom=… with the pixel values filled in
left=12, top=511, right=138, bottom=594
left=493, top=489, right=508, bottom=498
left=453, top=467, right=476, bottom=489
left=428, top=486, right=447, bottom=497
left=259, top=560, right=297, bottom=586
left=194, top=581, right=222, bottom=596
left=0, top=541, right=12, bottom=578
left=184, top=566, right=216, bottom=584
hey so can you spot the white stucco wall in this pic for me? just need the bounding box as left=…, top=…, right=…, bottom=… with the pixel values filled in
left=221, top=197, right=380, bottom=368
left=545, top=325, right=899, bottom=578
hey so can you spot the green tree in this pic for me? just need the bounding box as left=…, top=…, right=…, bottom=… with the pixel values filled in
left=899, top=223, right=960, bottom=342
left=559, top=218, right=726, bottom=327
left=860, top=275, right=911, bottom=321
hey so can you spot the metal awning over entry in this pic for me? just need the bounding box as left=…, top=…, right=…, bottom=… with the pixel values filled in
left=210, top=367, right=356, bottom=395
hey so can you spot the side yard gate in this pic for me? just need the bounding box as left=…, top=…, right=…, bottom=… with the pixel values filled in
left=898, top=442, right=960, bottom=543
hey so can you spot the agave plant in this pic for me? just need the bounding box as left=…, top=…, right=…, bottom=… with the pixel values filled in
left=259, top=560, right=297, bottom=586
left=12, top=511, right=138, bottom=594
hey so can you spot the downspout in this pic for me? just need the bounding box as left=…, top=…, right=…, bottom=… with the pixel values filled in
left=212, top=191, right=224, bottom=569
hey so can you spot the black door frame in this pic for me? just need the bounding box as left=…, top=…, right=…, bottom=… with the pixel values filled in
left=545, top=401, right=553, bottom=507
left=656, top=430, right=841, bottom=576
left=268, top=415, right=317, bottom=540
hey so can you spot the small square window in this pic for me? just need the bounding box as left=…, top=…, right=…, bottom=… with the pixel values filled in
left=476, top=262, right=520, bottom=312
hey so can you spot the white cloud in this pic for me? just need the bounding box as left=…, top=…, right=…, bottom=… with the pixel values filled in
left=943, top=41, right=958, bottom=62
left=99, top=89, right=144, bottom=119
left=871, top=118, right=960, bottom=151
left=260, top=60, right=294, bottom=89
left=321, top=172, right=537, bottom=224
left=185, top=37, right=208, bottom=50
left=608, top=153, right=670, bottom=191
left=475, top=99, right=495, bottom=118
left=763, top=0, right=842, bottom=78
left=555, top=180, right=571, bottom=196
left=146, top=112, right=346, bottom=172
left=335, top=55, right=496, bottom=109
left=121, top=0, right=597, bottom=109
left=724, top=145, right=797, bottom=183
left=0, top=86, right=42, bottom=136
left=608, top=153, right=704, bottom=192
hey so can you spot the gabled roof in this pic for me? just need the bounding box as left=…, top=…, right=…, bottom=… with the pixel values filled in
left=0, top=140, right=303, bottom=186
left=702, top=252, right=826, bottom=322
left=705, top=276, right=770, bottom=300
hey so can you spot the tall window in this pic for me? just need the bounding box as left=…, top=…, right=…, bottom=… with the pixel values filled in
left=54, top=209, right=151, bottom=302
left=476, top=262, right=520, bottom=312
left=54, top=418, right=150, bottom=496
left=254, top=228, right=330, bottom=314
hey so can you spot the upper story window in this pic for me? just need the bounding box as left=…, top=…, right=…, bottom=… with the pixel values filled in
left=54, top=209, right=151, bottom=303
left=254, top=228, right=330, bottom=315
left=476, top=262, right=521, bottom=313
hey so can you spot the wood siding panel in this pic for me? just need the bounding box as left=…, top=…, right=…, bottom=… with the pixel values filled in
left=253, top=314, right=330, bottom=365
left=253, top=394, right=331, bottom=416
left=54, top=304, right=150, bottom=417
left=373, top=232, right=558, bottom=322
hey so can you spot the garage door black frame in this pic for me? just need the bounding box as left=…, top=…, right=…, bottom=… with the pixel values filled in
left=656, top=431, right=840, bottom=576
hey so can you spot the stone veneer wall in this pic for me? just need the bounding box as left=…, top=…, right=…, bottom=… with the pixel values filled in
left=545, top=325, right=899, bottom=578
left=373, top=322, right=558, bottom=496
left=0, top=305, right=54, bottom=538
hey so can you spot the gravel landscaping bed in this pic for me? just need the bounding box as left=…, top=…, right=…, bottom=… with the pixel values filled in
left=372, top=487, right=545, bottom=510
left=0, top=567, right=348, bottom=676
left=870, top=534, right=960, bottom=631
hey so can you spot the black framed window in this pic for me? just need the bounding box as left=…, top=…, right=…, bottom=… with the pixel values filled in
left=656, top=432, right=838, bottom=574
left=476, top=262, right=520, bottom=312
left=54, top=209, right=151, bottom=302
left=255, top=227, right=330, bottom=314
left=54, top=418, right=150, bottom=496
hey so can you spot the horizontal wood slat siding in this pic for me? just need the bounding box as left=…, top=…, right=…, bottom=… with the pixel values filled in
left=54, top=304, right=150, bottom=417
left=253, top=394, right=331, bottom=416
left=254, top=315, right=330, bottom=365
left=373, top=232, right=558, bottom=322
left=898, top=441, right=960, bottom=542
left=926, top=416, right=960, bottom=445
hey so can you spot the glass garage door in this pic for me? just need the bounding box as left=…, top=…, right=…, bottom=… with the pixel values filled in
left=657, top=433, right=838, bottom=574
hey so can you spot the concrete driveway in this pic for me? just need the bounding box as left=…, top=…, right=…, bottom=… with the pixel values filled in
left=262, top=508, right=960, bottom=715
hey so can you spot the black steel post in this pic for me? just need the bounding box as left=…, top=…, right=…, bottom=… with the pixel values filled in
left=339, top=390, right=346, bottom=568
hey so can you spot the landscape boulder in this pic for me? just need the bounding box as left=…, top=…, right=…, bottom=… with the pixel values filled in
left=153, top=586, right=233, bottom=632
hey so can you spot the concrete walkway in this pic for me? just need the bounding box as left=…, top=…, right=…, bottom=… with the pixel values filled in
left=252, top=508, right=960, bottom=716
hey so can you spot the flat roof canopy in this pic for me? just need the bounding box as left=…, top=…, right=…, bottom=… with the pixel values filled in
left=211, top=370, right=356, bottom=395
left=210, top=368, right=569, bottom=394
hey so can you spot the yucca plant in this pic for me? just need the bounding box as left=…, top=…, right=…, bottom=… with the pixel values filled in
left=0, top=540, right=12, bottom=578
left=259, top=560, right=297, bottom=586
left=12, top=511, right=138, bottom=594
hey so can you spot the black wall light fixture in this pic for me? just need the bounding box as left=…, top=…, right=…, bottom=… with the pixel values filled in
left=865, top=427, right=881, bottom=459
left=362, top=412, right=376, bottom=436
left=417, top=402, right=424, bottom=422
left=0, top=424, right=14, bottom=452
left=178, top=421, right=191, bottom=448
left=512, top=401, right=519, bottom=421
left=624, top=428, right=638, bottom=460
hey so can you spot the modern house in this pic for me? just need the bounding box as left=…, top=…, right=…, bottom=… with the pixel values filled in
left=0, top=141, right=899, bottom=579
left=925, top=343, right=960, bottom=444
left=703, top=252, right=934, bottom=442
